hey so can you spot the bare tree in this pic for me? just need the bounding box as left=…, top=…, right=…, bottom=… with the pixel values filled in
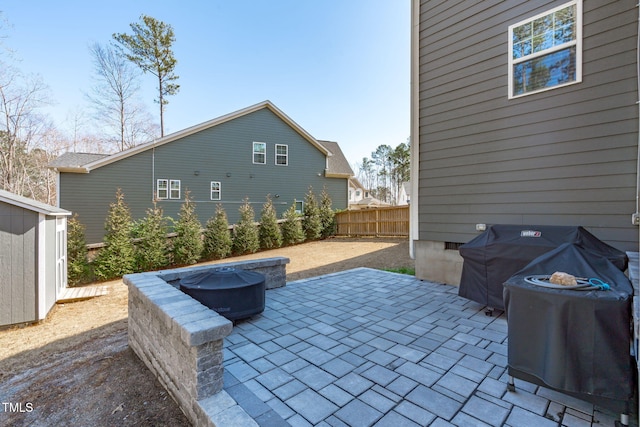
left=87, top=42, right=156, bottom=151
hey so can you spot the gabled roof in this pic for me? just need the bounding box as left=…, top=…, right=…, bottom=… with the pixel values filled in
left=318, top=140, right=354, bottom=178
left=0, top=189, right=71, bottom=216
left=50, top=100, right=331, bottom=173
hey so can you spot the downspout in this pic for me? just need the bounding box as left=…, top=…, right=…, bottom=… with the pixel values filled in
left=409, top=0, right=420, bottom=259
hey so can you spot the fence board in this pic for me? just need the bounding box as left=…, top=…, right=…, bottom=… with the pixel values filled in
left=335, top=206, right=409, bottom=237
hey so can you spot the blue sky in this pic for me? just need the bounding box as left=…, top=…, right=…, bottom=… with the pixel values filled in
left=1, top=1, right=410, bottom=167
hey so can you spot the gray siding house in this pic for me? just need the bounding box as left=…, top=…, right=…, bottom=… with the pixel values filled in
left=0, top=190, right=70, bottom=327
left=410, top=0, right=639, bottom=284
left=50, top=101, right=353, bottom=244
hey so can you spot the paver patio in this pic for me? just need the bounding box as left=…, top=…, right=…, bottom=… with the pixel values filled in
left=223, top=268, right=636, bottom=426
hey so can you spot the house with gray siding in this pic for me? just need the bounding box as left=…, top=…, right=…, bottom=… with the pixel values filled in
left=410, top=0, right=639, bottom=284
left=50, top=101, right=353, bottom=244
left=0, top=190, right=70, bottom=327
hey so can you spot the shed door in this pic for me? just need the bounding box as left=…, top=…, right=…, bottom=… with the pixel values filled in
left=56, top=217, right=67, bottom=294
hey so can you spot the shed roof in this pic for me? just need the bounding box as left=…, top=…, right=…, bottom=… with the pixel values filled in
left=0, top=189, right=71, bottom=216
left=49, top=100, right=332, bottom=173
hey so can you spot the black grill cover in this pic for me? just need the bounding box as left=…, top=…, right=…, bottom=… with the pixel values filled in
left=458, top=225, right=628, bottom=310
left=503, top=243, right=634, bottom=412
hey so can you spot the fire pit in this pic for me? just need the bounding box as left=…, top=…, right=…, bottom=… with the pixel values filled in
left=179, top=267, right=266, bottom=321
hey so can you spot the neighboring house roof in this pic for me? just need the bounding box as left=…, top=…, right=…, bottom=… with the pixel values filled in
left=48, top=152, right=109, bottom=173
left=318, top=140, right=354, bottom=178
left=49, top=100, right=331, bottom=174
left=349, top=177, right=366, bottom=190
left=355, top=196, right=390, bottom=207
left=0, top=189, right=71, bottom=216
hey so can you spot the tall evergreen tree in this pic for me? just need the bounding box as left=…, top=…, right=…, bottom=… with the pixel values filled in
left=93, top=189, right=136, bottom=280
left=113, top=14, right=179, bottom=137
left=203, top=204, right=233, bottom=260
left=172, top=191, right=203, bottom=265
left=319, top=187, right=335, bottom=238
left=67, top=214, right=89, bottom=286
left=281, top=201, right=305, bottom=246
left=302, top=186, right=322, bottom=241
left=259, top=194, right=282, bottom=249
left=135, top=202, right=170, bottom=271
left=232, top=198, right=260, bottom=255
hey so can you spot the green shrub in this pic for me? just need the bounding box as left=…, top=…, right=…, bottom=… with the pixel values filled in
left=319, top=186, right=335, bottom=238
left=259, top=195, right=282, bottom=250
left=203, top=204, right=233, bottom=260
left=135, top=203, right=170, bottom=271
left=93, top=189, right=136, bottom=280
left=232, top=198, right=260, bottom=255
left=67, top=214, right=90, bottom=286
left=302, top=186, right=322, bottom=241
left=281, top=201, right=305, bottom=246
left=172, top=191, right=203, bottom=265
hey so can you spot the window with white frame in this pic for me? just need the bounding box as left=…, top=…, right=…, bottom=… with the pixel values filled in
left=169, top=180, right=181, bottom=199
left=295, top=200, right=303, bottom=214
left=275, top=144, right=288, bottom=166
left=157, top=179, right=168, bottom=199
left=253, top=142, right=266, bottom=164
left=211, top=181, right=221, bottom=200
left=508, top=0, right=581, bottom=98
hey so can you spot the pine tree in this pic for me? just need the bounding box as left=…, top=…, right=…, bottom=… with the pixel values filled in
left=259, top=194, right=282, bottom=250
left=232, top=197, right=260, bottom=255
left=67, top=214, right=89, bottom=286
left=281, top=201, right=305, bottom=246
left=302, top=186, right=322, bottom=241
left=172, top=191, right=203, bottom=265
left=136, top=202, right=170, bottom=271
left=319, top=186, right=336, bottom=238
left=203, top=204, right=233, bottom=260
left=93, top=189, right=136, bottom=280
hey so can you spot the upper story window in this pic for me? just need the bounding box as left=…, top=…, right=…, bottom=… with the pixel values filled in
left=211, top=181, right=221, bottom=200
left=508, top=0, right=581, bottom=98
left=253, top=142, right=266, bottom=164
left=157, top=179, right=181, bottom=199
left=275, top=144, right=288, bottom=166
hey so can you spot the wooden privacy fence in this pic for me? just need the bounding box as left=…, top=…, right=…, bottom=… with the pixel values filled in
left=335, top=206, right=409, bottom=237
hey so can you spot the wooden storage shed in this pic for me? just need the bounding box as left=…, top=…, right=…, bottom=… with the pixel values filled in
left=0, top=190, right=71, bottom=327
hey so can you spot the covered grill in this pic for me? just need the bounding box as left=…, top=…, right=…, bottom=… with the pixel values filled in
left=458, top=224, right=627, bottom=311
left=179, top=267, right=265, bottom=321
left=503, top=243, right=634, bottom=418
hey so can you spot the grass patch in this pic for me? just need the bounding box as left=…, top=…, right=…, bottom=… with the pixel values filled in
left=382, top=267, right=415, bottom=276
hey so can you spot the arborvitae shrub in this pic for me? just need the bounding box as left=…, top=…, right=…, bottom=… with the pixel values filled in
left=135, top=203, right=170, bottom=271
left=172, top=191, right=203, bottom=265
left=93, top=189, right=136, bottom=280
left=67, top=214, right=89, bottom=286
left=302, top=186, right=322, bottom=241
left=232, top=198, right=260, bottom=255
left=259, top=195, right=282, bottom=250
left=281, top=201, right=305, bottom=246
left=203, top=204, right=233, bottom=260
left=319, top=186, right=335, bottom=238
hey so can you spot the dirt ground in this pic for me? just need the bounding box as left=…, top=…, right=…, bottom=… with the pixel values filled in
left=0, top=237, right=414, bottom=427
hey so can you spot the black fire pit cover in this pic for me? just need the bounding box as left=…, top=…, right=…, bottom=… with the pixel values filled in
left=179, top=267, right=265, bottom=321
left=503, top=243, right=633, bottom=412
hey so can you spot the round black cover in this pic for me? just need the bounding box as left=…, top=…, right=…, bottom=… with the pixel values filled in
left=503, top=243, right=634, bottom=411
left=179, top=267, right=264, bottom=290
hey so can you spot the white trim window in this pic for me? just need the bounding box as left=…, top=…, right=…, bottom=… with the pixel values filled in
left=253, top=142, right=266, bottom=164
left=508, top=0, right=582, bottom=98
left=157, top=179, right=169, bottom=199
left=211, top=181, right=221, bottom=200
left=169, top=179, right=181, bottom=199
left=275, top=144, right=288, bottom=166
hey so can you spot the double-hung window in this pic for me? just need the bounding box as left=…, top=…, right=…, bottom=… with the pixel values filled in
left=253, top=142, right=266, bottom=164
left=211, top=181, right=221, bottom=200
left=169, top=180, right=181, bottom=199
left=508, top=0, right=581, bottom=98
left=157, top=179, right=168, bottom=199
left=275, top=144, right=288, bottom=166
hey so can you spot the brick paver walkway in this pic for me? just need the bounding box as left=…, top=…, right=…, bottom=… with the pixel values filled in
left=223, top=268, right=634, bottom=426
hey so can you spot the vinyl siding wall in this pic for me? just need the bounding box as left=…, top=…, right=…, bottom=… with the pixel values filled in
left=417, top=0, right=639, bottom=251
left=60, top=108, right=347, bottom=244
